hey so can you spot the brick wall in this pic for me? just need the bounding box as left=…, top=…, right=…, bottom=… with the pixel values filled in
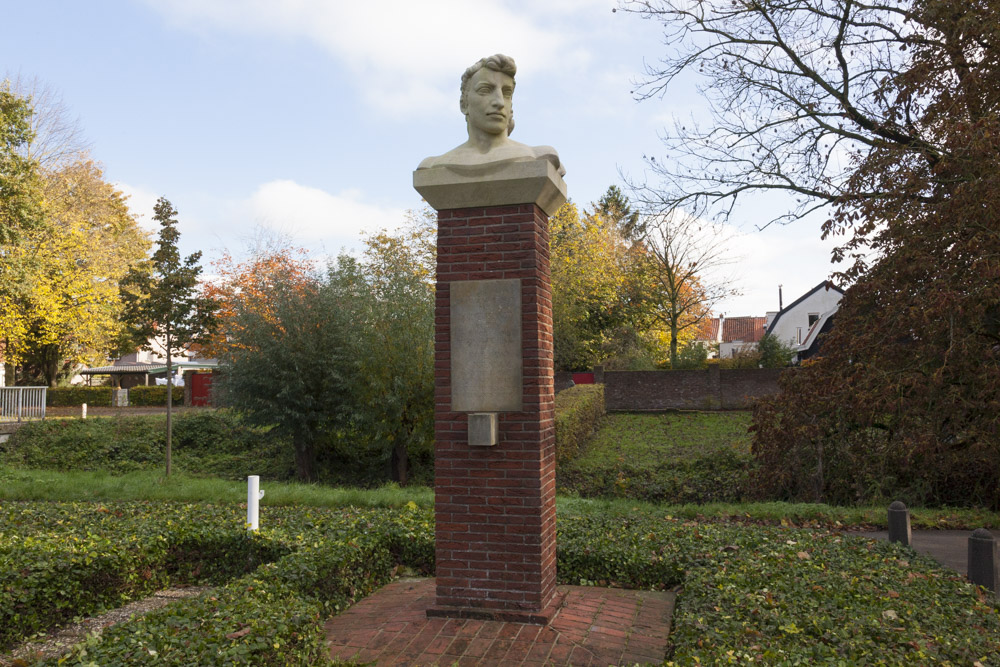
left=432, top=203, right=558, bottom=619
left=603, top=367, right=783, bottom=411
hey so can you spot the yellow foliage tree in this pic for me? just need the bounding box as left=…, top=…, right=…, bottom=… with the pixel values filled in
left=0, top=160, right=149, bottom=385
left=550, top=199, right=665, bottom=371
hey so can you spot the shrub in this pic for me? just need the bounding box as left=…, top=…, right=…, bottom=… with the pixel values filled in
left=129, top=386, right=184, bottom=406
left=554, top=384, right=605, bottom=463
left=1, top=412, right=295, bottom=480
left=46, top=387, right=113, bottom=407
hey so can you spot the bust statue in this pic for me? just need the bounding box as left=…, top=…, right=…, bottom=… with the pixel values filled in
left=417, top=54, right=566, bottom=177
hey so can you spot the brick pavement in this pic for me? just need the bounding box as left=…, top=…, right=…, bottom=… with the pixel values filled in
left=325, top=578, right=675, bottom=666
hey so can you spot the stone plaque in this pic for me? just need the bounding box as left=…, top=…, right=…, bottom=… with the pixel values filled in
left=451, top=278, right=523, bottom=412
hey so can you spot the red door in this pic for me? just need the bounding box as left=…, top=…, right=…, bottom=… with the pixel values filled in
left=191, top=373, right=213, bottom=406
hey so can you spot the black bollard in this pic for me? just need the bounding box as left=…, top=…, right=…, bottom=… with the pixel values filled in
left=968, top=528, right=998, bottom=595
left=887, top=501, right=911, bottom=546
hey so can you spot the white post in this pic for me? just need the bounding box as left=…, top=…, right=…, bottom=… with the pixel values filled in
left=247, top=475, right=261, bottom=531
left=82, top=403, right=87, bottom=420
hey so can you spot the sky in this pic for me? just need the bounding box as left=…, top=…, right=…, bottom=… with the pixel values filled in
left=2, top=0, right=843, bottom=317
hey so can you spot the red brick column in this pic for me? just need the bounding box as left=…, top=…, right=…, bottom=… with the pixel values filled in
left=427, top=202, right=559, bottom=623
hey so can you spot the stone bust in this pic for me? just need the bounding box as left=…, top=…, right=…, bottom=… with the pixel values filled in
left=417, top=54, right=565, bottom=177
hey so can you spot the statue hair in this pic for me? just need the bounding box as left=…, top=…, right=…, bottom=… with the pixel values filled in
left=460, top=54, right=516, bottom=135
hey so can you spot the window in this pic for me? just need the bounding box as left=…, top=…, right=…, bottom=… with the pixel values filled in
left=808, top=313, right=820, bottom=326
left=797, top=327, right=803, bottom=344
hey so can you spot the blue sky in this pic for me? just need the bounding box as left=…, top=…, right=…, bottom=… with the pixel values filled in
left=2, top=0, right=840, bottom=316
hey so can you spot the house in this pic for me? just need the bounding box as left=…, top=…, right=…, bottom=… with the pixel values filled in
left=765, top=281, right=845, bottom=350
left=695, top=315, right=768, bottom=358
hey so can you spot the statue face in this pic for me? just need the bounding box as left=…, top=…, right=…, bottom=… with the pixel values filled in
left=462, top=67, right=514, bottom=137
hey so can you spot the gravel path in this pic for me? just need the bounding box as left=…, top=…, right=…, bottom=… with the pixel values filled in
left=0, top=586, right=210, bottom=666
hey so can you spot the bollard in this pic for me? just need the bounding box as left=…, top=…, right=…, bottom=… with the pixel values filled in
left=247, top=475, right=265, bottom=532
left=887, top=501, right=911, bottom=546
left=968, top=528, right=998, bottom=595
left=81, top=403, right=87, bottom=420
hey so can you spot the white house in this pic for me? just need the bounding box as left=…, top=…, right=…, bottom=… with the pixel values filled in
left=765, top=281, right=845, bottom=349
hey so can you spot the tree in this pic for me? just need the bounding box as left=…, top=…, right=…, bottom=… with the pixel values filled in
left=550, top=198, right=664, bottom=371
left=200, top=235, right=315, bottom=360
left=217, top=268, right=350, bottom=482
left=620, top=0, right=951, bottom=227
left=596, top=184, right=644, bottom=240
left=352, top=226, right=435, bottom=485
left=1, top=161, right=149, bottom=385
left=756, top=332, right=796, bottom=369
left=0, top=82, right=42, bottom=245
left=643, top=210, right=739, bottom=367
left=120, top=197, right=215, bottom=477
left=662, top=0, right=1000, bottom=508
left=217, top=221, right=435, bottom=484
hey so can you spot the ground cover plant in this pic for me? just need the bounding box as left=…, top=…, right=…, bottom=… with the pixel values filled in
left=2, top=499, right=998, bottom=665
left=2, top=411, right=436, bottom=488
left=558, top=411, right=753, bottom=503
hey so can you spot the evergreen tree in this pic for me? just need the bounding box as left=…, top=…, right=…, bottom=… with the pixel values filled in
left=120, top=197, right=215, bottom=476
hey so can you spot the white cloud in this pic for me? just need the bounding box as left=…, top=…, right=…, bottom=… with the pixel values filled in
left=246, top=180, right=406, bottom=252
left=115, top=181, right=161, bottom=232
left=145, top=0, right=573, bottom=116
left=714, top=222, right=841, bottom=316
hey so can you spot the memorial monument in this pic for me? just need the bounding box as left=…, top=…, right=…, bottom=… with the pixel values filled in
left=414, top=54, right=567, bottom=623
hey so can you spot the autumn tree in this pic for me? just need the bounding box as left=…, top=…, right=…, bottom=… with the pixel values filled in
left=643, top=210, right=739, bottom=367
left=200, top=236, right=314, bottom=359
left=624, top=0, right=1000, bottom=506
left=620, top=0, right=940, bottom=225
left=217, top=220, right=435, bottom=484
left=1, top=161, right=149, bottom=385
left=550, top=198, right=663, bottom=371
left=120, top=197, right=215, bottom=477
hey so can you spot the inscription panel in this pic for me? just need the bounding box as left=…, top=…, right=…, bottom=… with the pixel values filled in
left=450, top=279, right=523, bottom=412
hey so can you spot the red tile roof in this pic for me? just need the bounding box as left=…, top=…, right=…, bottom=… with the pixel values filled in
left=722, top=316, right=767, bottom=343
left=697, top=318, right=720, bottom=341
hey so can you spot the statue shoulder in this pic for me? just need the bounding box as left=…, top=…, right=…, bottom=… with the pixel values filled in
left=532, top=145, right=565, bottom=177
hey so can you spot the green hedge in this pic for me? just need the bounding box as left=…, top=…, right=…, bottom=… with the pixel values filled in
left=1, top=412, right=296, bottom=481
left=45, top=386, right=184, bottom=407
left=129, top=386, right=184, bottom=406
left=554, top=383, right=605, bottom=463
left=47, top=387, right=113, bottom=407
left=2, top=501, right=998, bottom=665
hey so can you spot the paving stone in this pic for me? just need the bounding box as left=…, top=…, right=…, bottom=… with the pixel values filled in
left=324, top=577, right=675, bottom=665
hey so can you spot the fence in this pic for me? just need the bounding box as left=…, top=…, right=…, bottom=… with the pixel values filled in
left=0, top=387, right=48, bottom=422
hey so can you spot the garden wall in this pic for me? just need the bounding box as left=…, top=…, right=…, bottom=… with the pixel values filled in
left=602, top=367, right=783, bottom=411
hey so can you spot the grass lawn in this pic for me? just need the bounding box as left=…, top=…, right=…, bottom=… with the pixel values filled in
left=559, top=411, right=754, bottom=504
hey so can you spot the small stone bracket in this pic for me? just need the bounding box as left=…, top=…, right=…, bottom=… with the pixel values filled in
left=468, top=413, right=498, bottom=447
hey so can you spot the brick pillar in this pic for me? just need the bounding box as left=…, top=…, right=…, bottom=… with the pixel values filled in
left=415, top=159, right=566, bottom=623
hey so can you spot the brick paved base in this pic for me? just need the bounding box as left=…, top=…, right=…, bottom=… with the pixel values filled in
left=325, top=577, right=675, bottom=666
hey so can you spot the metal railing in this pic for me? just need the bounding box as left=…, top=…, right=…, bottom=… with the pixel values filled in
left=0, top=387, right=47, bottom=422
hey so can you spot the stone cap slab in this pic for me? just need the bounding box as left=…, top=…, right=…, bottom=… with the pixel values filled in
left=413, top=157, right=567, bottom=216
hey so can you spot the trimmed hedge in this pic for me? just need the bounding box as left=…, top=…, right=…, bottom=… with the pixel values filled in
left=553, top=383, right=605, bottom=463
left=129, top=386, right=184, bottom=406
left=47, top=387, right=113, bottom=407
left=45, top=386, right=185, bottom=407
left=2, top=501, right=998, bottom=665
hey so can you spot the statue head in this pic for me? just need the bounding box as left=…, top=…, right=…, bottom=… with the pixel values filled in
left=460, top=54, right=517, bottom=136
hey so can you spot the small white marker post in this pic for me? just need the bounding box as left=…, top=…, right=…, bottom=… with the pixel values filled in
left=247, top=475, right=264, bottom=531
left=81, top=403, right=87, bottom=420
